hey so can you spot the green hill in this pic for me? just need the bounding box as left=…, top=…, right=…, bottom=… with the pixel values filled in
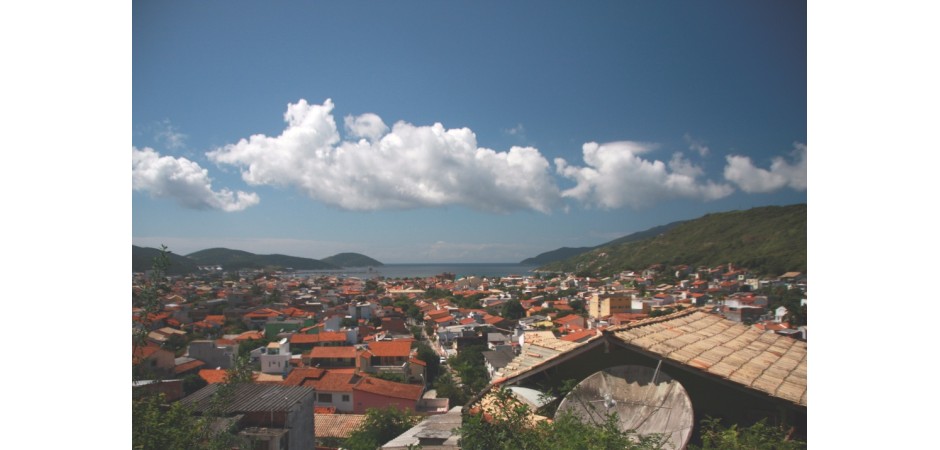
left=322, top=252, right=384, bottom=268
left=520, top=247, right=593, bottom=266
left=539, top=204, right=806, bottom=277
left=186, top=248, right=340, bottom=271
left=132, top=246, right=199, bottom=275
left=521, top=220, right=687, bottom=265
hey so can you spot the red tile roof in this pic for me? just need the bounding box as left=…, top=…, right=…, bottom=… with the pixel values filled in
left=290, top=331, right=347, bottom=345
left=205, top=315, right=225, bottom=325
left=132, top=345, right=163, bottom=364
left=308, top=346, right=357, bottom=359
left=244, top=308, right=282, bottom=319
left=409, top=357, right=426, bottom=367
left=280, top=307, right=312, bottom=318
left=483, top=315, right=506, bottom=325
left=353, top=376, right=423, bottom=401
left=198, top=369, right=229, bottom=384
left=234, top=331, right=265, bottom=341
left=367, top=340, right=412, bottom=357
left=282, top=368, right=326, bottom=386
left=315, top=372, right=359, bottom=392
left=174, top=359, right=206, bottom=374
left=554, top=315, right=583, bottom=325
left=315, top=413, right=366, bottom=439
left=560, top=329, right=596, bottom=342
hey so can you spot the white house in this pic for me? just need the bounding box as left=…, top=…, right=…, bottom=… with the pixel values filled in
left=260, top=338, right=292, bottom=375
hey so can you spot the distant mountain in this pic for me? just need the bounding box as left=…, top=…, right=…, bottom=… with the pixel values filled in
left=132, top=246, right=199, bottom=275
left=322, top=252, right=384, bottom=268
left=538, top=204, right=806, bottom=276
left=520, top=221, right=686, bottom=265
left=186, top=248, right=340, bottom=271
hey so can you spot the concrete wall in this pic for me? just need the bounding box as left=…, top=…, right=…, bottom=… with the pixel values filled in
left=187, top=340, right=237, bottom=369
left=315, top=390, right=354, bottom=413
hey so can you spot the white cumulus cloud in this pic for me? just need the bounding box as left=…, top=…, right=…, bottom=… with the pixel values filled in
left=723, top=142, right=807, bottom=193
left=344, top=113, right=389, bottom=143
left=554, top=141, right=733, bottom=209
left=132, top=146, right=260, bottom=212
left=207, top=99, right=560, bottom=213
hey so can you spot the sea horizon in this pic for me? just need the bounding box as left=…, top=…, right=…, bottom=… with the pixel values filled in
left=292, top=262, right=539, bottom=279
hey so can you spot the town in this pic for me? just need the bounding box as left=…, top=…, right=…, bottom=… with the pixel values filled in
left=133, top=255, right=807, bottom=449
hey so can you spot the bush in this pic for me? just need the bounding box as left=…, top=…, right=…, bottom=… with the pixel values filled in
left=690, top=416, right=805, bottom=450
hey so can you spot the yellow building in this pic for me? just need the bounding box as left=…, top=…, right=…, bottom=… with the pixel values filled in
left=588, top=293, right=633, bottom=319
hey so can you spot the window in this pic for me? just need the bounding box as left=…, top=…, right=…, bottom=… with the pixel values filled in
left=342, top=394, right=350, bottom=402
left=318, top=393, right=333, bottom=403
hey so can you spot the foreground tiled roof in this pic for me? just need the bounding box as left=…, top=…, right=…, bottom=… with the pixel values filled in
left=315, top=413, right=366, bottom=439
left=493, top=331, right=599, bottom=381
left=608, top=308, right=807, bottom=406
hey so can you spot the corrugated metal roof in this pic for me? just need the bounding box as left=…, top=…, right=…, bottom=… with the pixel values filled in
left=180, top=383, right=314, bottom=414
left=609, top=308, right=807, bottom=406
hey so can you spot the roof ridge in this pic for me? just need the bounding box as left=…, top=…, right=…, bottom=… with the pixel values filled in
left=605, top=306, right=701, bottom=332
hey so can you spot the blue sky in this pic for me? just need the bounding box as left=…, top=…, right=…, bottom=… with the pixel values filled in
left=132, top=1, right=807, bottom=263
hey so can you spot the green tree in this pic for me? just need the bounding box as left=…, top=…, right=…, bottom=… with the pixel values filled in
left=133, top=394, right=206, bottom=450
left=182, top=373, right=208, bottom=396
left=343, top=406, right=420, bottom=450
left=433, top=371, right=468, bottom=406
left=459, top=387, right=668, bottom=450
left=449, top=343, right=488, bottom=394
left=415, top=341, right=441, bottom=383
left=690, top=417, right=805, bottom=450
left=500, top=299, right=525, bottom=320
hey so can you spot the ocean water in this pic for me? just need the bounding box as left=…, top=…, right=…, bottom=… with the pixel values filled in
left=293, top=263, right=538, bottom=279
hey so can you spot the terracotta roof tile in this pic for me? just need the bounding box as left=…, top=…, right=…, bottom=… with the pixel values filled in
left=610, top=308, right=807, bottom=407
left=314, top=372, right=359, bottom=392
left=307, top=346, right=357, bottom=359
left=198, top=369, right=229, bottom=384
left=290, top=331, right=347, bottom=345
left=282, top=368, right=326, bottom=386
left=315, top=413, right=367, bottom=439
left=559, top=329, right=596, bottom=342
left=353, top=376, right=423, bottom=401
left=234, top=331, right=264, bottom=341
left=367, top=340, right=412, bottom=357
left=174, top=359, right=206, bottom=374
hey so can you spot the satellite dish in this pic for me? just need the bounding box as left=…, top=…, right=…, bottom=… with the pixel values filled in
left=555, top=364, right=694, bottom=449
